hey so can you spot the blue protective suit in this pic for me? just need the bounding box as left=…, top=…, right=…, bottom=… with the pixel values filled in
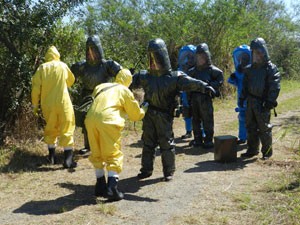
left=178, top=45, right=196, bottom=133
left=227, top=45, right=251, bottom=141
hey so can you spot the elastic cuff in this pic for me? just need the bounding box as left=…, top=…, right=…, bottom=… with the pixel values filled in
left=95, top=169, right=105, bottom=178
left=63, top=147, right=73, bottom=151
left=108, top=170, right=119, bottom=178
left=48, top=144, right=56, bottom=149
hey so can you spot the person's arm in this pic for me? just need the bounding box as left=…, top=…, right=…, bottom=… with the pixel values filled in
left=265, top=63, right=281, bottom=108
left=31, top=67, right=42, bottom=108
left=106, top=60, right=123, bottom=79
left=70, top=61, right=85, bottom=80
left=123, top=88, right=145, bottom=121
left=65, top=64, right=75, bottom=87
left=129, top=70, right=147, bottom=90
left=177, top=71, right=215, bottom=97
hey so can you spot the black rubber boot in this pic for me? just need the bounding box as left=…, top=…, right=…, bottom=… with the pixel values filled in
left=262, top=148, right=273, bottom=160
left=137, top=171, right=152, bottom=180
left=202, top=141, right=214, bottom=149
left=107, top=177, right=124, bottom=201
left=63, top=150, right=77, bottom=168
left=48, top=148, right=57, bottom=165
left=241, top=150, right=259, bottom=158
left=78, top=148, right=90, bottom=155
left=95, top=176, right=107, bottom=197
left=181, top=131, right=192, bottom=139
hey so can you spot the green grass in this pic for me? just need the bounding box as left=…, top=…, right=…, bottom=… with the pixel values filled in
left=280, top=79, right=300, bottom=93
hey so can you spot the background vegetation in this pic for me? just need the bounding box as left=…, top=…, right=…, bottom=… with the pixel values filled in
left=0, top=0, right=299, bottom=144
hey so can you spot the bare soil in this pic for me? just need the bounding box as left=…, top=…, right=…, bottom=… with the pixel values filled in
left=0, top=91, right=299, bottom=225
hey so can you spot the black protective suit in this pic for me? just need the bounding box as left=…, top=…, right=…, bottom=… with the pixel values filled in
left=130, top=38, right=215, bottom=180
left=240, top=37, right=280, bottom=159
left=188, top=43, right=224, bottom=147
left=71, top=35, right=122, bottom=150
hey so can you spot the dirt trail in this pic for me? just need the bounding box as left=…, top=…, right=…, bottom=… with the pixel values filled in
left=0, top=90, right=299, bottom=225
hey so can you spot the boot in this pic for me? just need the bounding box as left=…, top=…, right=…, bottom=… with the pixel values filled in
left=78, top=147, right=90, bottom=155
left=262, top=148, right=273, bottom=160
left=181, top=131, right=192, bottom=139
left=202, top=141, right=214, bottom=149
left=137, top=171, right=152, bottom=180
left=189, top=139, right=203, bottom=147
left=48, top=148, right=57, bottom=165
left=241, top=149, right=259, bottom=158
left=107, top=177, right=124, bottom=201
left=95, top=176, right=107, bottom=197
left=63, top=150, right=77, bottom=168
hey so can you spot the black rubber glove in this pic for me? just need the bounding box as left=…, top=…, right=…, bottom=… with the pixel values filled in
left=205, top=86, right=216, bottom=98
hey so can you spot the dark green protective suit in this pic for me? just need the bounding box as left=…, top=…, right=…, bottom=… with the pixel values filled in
left=130, top=70, right=213, bottom=177
left=71, top=35, right=122, bottom=149
left=240, top=38, right=281, bottom=157
left=188, top=43, right=224, bottom=146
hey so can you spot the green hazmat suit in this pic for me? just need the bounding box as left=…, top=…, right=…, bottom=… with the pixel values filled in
left=85, top=69, right=145, bottom=173
left=31, top=46, right=75, bottom=147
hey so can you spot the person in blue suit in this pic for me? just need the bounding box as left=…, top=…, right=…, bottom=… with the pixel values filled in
left=177, top=45, right=196, bottom=139
left=227, top=45, right=251, bottom=144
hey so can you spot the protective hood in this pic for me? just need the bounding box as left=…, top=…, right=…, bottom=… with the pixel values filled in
left=86, top=35, right=104, bottom=66
left=232, top=45, right=251, bottom=71
left=178, top=45, right=196, bottom=73
left=195, top=43, right=212, bottom=69
left=45, top=46, right=60, bottom=62
left=250, top=37, right=270, bottom=63
left=115, top=68, right=132, bottom=87
left=147, top=38, right=172, bottom=76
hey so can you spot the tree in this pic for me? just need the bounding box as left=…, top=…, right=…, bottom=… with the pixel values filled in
left=0, top=0, right=87, bottom=144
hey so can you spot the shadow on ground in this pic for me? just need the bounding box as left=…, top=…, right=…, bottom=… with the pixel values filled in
left=184, top=157, right=257, bottom=173
left=119, top=176, right=161, bottom=202
left=13, top=176, right=160, bottom=216
left=13, top=182, right=96, bottom=215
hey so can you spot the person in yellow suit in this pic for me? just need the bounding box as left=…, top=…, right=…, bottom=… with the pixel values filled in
left=85, top=68, right=147, bottom=201
left=31, top=46, right=77, bottom=168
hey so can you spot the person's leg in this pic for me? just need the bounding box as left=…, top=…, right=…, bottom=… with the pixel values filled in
left=86, top=118, right=107, bottom=196
left=256, top=108, right=273, bottom=159
left=102, top=124, right=124, bottom=200
left=43, top=108, right=59, bottom=162
left=157, top=114, right=176, bottom=181
left=191, top=97, right=203, bottom=147
left=79, top=125, right=90, bottom=155
left=202, top=97, right=214, bottom=149
left=47, top=144, right=57, bottom=164
left=181, top=117, right=192, bottom=139
left=138, top=112, right=157, bottom=179
left=181, top=92, right=193, bottom=139
left=59, top=106, right=76, bottom=168
left=238, top=110, right=247, bottom=144
left=95, top=168, right=107, bottom=197
left=242, top=101, right=259, bottom=157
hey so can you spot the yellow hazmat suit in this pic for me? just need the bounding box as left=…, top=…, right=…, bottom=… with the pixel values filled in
left=31, top=46, right=75, bottom=147
left=85, top=69, right=145, bottom=173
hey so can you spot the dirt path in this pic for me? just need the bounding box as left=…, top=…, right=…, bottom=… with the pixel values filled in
left=0, top=90, right=299, bottom=225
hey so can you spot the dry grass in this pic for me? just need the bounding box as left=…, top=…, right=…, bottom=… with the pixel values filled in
left=0, top=80, right=300, bottom=225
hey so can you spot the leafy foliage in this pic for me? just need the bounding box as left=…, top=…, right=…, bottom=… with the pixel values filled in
left=0, top=0, right=87, bottom=144
left=0, top=0, right=299, bottom=144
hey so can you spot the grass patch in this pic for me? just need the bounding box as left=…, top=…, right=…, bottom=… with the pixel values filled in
left=255, top=168, right=300, bottom=225
left=96, top=201, right=117, bottom=215
left=232, top=193, right=252, bottom=210
left=277, top=95, right=300, bottom=114
left=280, top=79, right=300, bottom=93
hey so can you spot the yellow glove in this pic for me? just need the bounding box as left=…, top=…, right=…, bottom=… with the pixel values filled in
left=32, top=106, right=39, bottom=117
